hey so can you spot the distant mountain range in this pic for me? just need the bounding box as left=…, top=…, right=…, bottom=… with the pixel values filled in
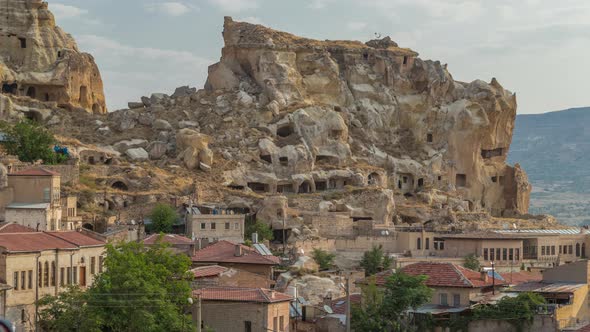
left=508, top=106, right=590, bottom=225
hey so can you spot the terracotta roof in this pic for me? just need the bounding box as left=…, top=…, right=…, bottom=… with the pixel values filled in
left=575, top=323, right=590, bottom=331
left=331, top=294, right=361, bottom=314
left=9, top=168, right=59, bottom=176
left=143, top=233, right=194, bottom=245
left=503, top=271, right=542, bottom=286
left=45, top=231, right=105, bottom=247
left=192, top=240, right=279, bottom=265
left=192, top=265, right=229, bottom=278
left=0, top=223, right=37, bottom=233
left=194, top=286, right=292, bottom=303
left=0, top=233, right=78, bottom=252
left=363, top=262, right=507, bottom=288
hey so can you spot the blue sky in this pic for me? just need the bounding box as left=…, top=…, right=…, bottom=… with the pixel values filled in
left=49, top=0, right=590, bottom=114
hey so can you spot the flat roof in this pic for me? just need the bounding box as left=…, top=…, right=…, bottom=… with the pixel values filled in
left=7, top=203, right=50, bottom=209
left=442, top=232, right=528, bottom=240
left=496, top=229, right=589, bottom=235
left=511, top=282, right=585, bottom=294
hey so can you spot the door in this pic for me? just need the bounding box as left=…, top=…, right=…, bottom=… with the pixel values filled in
left=80, top=266, right=86, bottom=286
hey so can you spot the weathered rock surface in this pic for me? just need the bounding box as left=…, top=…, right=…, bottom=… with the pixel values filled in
left=0, top=0, right=107, bottom=114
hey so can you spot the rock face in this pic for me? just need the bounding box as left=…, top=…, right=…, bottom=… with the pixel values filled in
left=0, top=0, right=107, bottom=114
left=208, top=17, right=529, bottom=218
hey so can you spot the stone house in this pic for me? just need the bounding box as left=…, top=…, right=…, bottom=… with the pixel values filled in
left=60, top=195, right=82, bottom=231
left=0, top=230, right=105, bottom=332
left=193, top=286, right=292, bottom=332
left=4, top=168, right=62, bottom=231
left=185, top=206, right=245, bottom=243
left=191, top=240, right=279, bottom=282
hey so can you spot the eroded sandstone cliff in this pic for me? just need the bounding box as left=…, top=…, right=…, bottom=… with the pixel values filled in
left=0, top=0, right=107, bottom=114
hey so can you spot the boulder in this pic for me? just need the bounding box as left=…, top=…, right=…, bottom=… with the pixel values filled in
left=147, top=141, right=168, bottom=160
left=128, top=102, right=144, bottom=109
left=153, top=119, right=172, bottom=130
left=114, top=139, right=148, bottom=153
left=125, top=148, right=149, bottom=161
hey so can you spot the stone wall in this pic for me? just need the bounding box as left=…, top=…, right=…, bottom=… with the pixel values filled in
left=467, top=315, right=557, bottom=332
left=305, top=213, right=355, bottom=238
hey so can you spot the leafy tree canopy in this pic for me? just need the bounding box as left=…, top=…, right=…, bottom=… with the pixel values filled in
left=311, top=248, right=336, bottom=270
left=38, top=240, right=195, bottom=332
left=245, top=219, right=274, bottom=242
left=463, top=253, right=481, bottom=271
left=360, top=244, right=393, bottom=276
left=150, top=203, right=178, bottom=233
left=0, top=120, right=66, bottom=164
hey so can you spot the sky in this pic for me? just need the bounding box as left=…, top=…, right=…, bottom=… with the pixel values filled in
left=48, top=0, right=590, bottom=114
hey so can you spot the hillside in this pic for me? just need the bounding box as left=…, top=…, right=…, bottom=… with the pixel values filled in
left=509, top=107, right=590, bottom=225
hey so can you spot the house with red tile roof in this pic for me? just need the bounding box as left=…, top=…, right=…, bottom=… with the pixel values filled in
left=0, top=230, right=105, bottom=331
left=191, top=265, right=273, bottom=289
left=359, top=262, right=508, bottom=309
left=193, top=286, right=291, bottom=332
left=143, top=233, right=195, bottom=255
left=0, top=222, right=36, bottom=233
left=192, top=240, right=280, bottom=281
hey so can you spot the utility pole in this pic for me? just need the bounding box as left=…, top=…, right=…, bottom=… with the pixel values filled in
left=282, top=213, right=286, bottom=254
left=345, top=273, right=351, bottom=332
left=195, top=295, right=202, bottom=332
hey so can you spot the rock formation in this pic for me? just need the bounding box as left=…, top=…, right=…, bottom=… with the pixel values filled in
left=0, top=0, right=107, bottom=114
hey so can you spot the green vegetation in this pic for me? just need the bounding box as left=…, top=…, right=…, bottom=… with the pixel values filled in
left=472, top=292, right=546, bottom=331
left=463, top=253, right=481, bottom=271
left=352, top=272, right=433, bottom=331
left=244, top=219, right=274, bottom=242
left=0, top=120, right=67, bottom=164
left=360, top=244, right=393, bottom=276
left=149, top=203, right=178, bottom=233
left=311, top=248, right=335, bottom=270
left=38, top=240, right=194, bottom=332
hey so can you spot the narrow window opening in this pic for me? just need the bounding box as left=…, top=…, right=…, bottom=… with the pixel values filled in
left=18, top=37, right=26, bottom=48
left=426, top=133, right=433, bottom=143
left=403, top=56, right=408, bottom=65
left=456, top=174, right=467, bottom=187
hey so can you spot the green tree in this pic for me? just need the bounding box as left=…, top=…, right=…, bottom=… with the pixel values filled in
left=150, top=203, right=178, bottom=233
left=37, top=286, right=102, bottom=332
left=0, top=120, right=66, bottom=164
left=473, top=292, right=546, bottom=322
left=463, top=253, right=481, bottom=271
left=38, top=240, right=195, bottom=332
left=311, top=248, right=335, bottom=270
left=360, top=244, right=393, bottom=276
left=244, top=219, right=274, bottom=242
left=352, top=272, right=433, bottom=331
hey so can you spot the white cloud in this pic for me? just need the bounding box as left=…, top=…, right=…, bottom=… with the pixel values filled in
left=77, top=35, right=212, bottom=110
left=208, top=0, right=259, bottom=12
left=347, top=22, right=367, bottom=31
left=144, top=2, right=195, bottom=16
left=49, top=4, right=89, bottom=20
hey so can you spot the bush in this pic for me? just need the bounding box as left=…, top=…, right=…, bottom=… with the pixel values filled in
left=0, top=120, right=66, bottom=164
left=311, top=248, right=335, bottom=270
left=149, top=203, right=178, bottom=233
left=360, top=244, right=393, bottom=276
left=245, top=220, right=273, bottom=242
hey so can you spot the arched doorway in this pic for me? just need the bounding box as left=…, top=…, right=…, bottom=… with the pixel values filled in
left=111, top=181, right=128, bottom=191
left=26, top=86, right=36, bottom=99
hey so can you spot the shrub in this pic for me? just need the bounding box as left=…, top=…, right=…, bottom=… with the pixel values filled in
left=312, top=248, right=335, bottom=270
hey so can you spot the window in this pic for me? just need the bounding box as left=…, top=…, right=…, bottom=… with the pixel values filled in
left=200, top=223, right=206, bottom=230
left=541, top=246, right=546, bottom=256
left=14, top=272, right=18, bottom=290
left=38, top=262, right=43, bottom=287
left=60, top=268, right=65, bottom=286
left=453, top=294, right=461, bottom=307
left=559, top=245, right=562, bottom=254
left=569, top=245, right=573, bottom=255
left=273, top=317, right=278, bottom=331
left=234, top=222, right=239, bottom=230
left=576, top=243, right=581, bottom=257
left=51, top=262, right=56, bottom=286
left=245, top=321, right=252, bottom=332
left=456, top=174, right=467, bottom=187
left=73, top=267, right=78, bottom=284
left=67, top=267, right=71, bottom=285
left=439, top=293, right=448, bottom=306
left=502, top=248, right=507, bottom=261
left=403, top=56, right=408, bottom=65
left=417, top=238, right=421, bottom=250
left=427, top=133, right=433, bottom=143
left=44, top=262, right=49, bottom=287
left=28, top=270, right=33, bottom=289
left=211, top=222, right=216, bottom=230
left=279, top=316, right=284, bottom=331
left=225, top=222, right=230, bottom=230
left=515, top=248, right=520, bottom=261
left=484, top=248, right=489, bottom=261
left=99, top=256, right=104, bottom=273
left=18, top=37, right=26, bottom=48
left=43, top=188, right=51, bottom=202
left=551, top=246, right=556, bottom=256
left=425, top=238, right=430, bottom=250
left=496, top=248, right=501, bottom=260
left=490, top=248, right=495, bottom=261
left=509, top=248, right=514, bottom=261
left=91, top=257, right=96, bottom=275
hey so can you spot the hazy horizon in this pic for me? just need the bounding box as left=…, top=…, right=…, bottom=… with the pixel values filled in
left=48, top=0, right=590, bottom=114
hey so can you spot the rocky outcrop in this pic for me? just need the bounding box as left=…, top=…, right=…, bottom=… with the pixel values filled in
left=0, top=0, right=107, bottom=114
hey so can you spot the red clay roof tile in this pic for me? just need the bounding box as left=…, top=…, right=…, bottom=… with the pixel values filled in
left=9, top=168, right=59, bottom=176
left=0, top=233, right=77, bottom=252
left=192, top=265, right=228, bottom=278
left=0, top=223, right=37, bottom=233
left=193, top=286, right=292, bottom=303
left=191, top=240, right=279, bottom=265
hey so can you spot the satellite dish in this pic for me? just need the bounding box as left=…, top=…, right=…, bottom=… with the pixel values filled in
left=323, top=305, right=333, bottom=314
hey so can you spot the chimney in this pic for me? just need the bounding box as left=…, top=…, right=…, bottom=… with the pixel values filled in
left=252, top=232, right=259, bottom=244
left=234, top=244, right=243, bottom=257
left=480, top=270, right=489, bottom=282
left=270, top=290, right=276, bottom=299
